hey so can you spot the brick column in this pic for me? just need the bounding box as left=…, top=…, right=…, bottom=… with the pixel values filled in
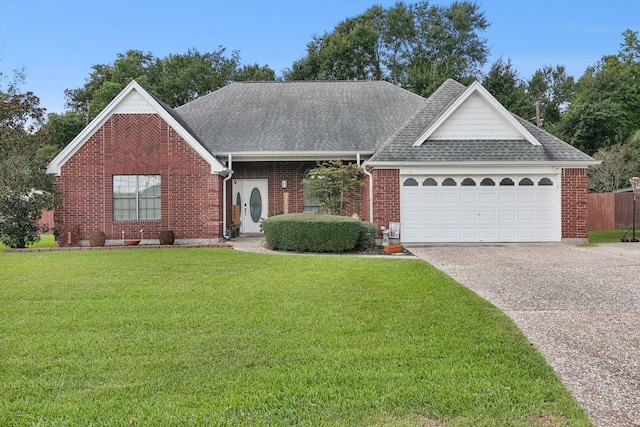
left=561, top=168, right=589, bottom=242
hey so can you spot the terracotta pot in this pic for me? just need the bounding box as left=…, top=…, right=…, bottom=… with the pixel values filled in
left=124, top=239, right=141, bottom=246
left=383, top=244, right=403, bottom=254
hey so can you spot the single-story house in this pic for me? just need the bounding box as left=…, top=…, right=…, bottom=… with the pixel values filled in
left=47, top=78, right=597, bottom=245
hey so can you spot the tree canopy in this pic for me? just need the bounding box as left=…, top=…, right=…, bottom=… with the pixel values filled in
left=556, top=30, right=640, bottom=155
left=65, top=48, right=276, bottom=119
left=284, top=1, right=489, bottom=97
left=0, top=69, right=59, bottom=248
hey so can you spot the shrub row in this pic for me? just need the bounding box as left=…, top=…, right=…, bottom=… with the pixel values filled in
left=261, top=214, right=376, bottom=253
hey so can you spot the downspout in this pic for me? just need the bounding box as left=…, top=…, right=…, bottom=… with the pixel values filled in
left=359, top=155, right=374, bottom=223
left=222, top=154, right=234, bottom=238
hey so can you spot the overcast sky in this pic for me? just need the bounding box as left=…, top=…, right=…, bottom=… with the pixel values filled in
left=2, top=0, right=638, bottom=114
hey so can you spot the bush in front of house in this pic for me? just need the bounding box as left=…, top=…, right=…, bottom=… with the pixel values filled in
left=355, top=220, right=377, bottom=251
left=262, top=213, right=374, bottom=253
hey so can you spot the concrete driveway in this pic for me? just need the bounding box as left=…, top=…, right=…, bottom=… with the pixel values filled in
left=409, top=243, right=640, bottom=427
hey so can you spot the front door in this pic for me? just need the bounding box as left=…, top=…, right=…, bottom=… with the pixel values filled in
left=232, top=179, right=268, bottom=234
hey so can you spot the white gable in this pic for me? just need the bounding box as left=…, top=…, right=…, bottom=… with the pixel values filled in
left=413, top=81, right=540, bottom=147
left=112, top=89, right=157, bottom=114
left=429, top=92, right=523, bottom=140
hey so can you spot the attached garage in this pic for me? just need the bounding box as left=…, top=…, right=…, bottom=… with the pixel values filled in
left=400, top=172, right=561, bottom=243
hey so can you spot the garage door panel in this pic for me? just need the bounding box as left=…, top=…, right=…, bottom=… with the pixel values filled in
left=460, top=193, right=477, bottom=203
left=499, top=193, right=516, bottom=203
left=441, top=228, right=459, bottom=238
left=461, top=228, right=478, bottom=239
left=538, top=210, right=554, bottom=221
left=537, top=193, right=555, bottom=204
left=499, top=210, right=516, bottom=221
left=441, top=211, right=459, bottom=221
left=518, top=210, right=535, bottom=221
left=441, top=194, right=458, bottom=203
left=516, top=193, right=535, bottom=204
left=479, top=211, right=496, bottom=221
left=479, top=193, right=496, bottom=203
left=403, top=209, right=420, bottom=222
left=460, top=211, right=478, bottom=221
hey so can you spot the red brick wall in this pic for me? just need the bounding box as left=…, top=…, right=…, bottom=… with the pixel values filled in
left=53, top=114, right=223, bottom=245
left=561, top=168, right=589, bottom=239
left=371, top=169, right=400, bottom=230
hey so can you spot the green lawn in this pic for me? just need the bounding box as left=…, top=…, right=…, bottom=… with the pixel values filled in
left=0, top=249, right=591, bottom=426
left=588, top=229, right=630, bottom=243
left=0, top=234, right=55, bottom=251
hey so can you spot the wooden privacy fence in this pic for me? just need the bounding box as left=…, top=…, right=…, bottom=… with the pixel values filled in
left=587, top=192, right=635, bottom=231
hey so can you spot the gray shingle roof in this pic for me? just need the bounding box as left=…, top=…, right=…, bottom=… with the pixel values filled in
left=175, top=80, right=425, bottom=154
left=370, top=79, right=596, bottom=164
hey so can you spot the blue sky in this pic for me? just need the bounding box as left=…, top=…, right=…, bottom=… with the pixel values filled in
left=1, top=0, right=638, bottom=115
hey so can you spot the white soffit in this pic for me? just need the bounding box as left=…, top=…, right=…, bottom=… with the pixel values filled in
left=413, top=81, right=541, bottom=147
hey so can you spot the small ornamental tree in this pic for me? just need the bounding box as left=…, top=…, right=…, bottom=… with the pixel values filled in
left=302, top=160, right=364, bottom=216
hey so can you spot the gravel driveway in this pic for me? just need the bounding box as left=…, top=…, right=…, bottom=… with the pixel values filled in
left=409, top=243, right=640, bottom=427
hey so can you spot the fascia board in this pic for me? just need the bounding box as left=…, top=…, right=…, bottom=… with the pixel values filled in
left=366, top=160, right=601, bottom=169
left=412, top=81, right=541, bottom=147
left=217, top=151, right=374, bottom=161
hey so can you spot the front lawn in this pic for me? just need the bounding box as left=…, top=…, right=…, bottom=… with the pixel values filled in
left=0, top=249, right=591, bottom=426
left=588, top=229, right=629, bottom=243
left=0, top=234, right=55, bottom=251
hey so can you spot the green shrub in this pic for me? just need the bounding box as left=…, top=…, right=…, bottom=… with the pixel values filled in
left=356, top=221, right=377, bottom=250
left=262, top=213, right=366, bottom=253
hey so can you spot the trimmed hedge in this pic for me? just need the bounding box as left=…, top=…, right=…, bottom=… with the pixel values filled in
left=262, top=214, right=376, bottom=253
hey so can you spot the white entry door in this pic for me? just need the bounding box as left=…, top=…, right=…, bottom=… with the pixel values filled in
left=232, top=179, right=268, bottom=234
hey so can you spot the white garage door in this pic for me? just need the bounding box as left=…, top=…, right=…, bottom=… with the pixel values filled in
left=400, top=175, right=560, bottom=243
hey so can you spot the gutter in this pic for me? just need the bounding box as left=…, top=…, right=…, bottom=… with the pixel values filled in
left=359, top=156, right=374, bottom=224
left=222, top=154, right=234, bottom=238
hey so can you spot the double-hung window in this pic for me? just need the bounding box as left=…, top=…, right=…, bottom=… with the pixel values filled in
left=113, top=175, right=161, bottom=221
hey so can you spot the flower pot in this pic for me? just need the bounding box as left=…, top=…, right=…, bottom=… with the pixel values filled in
left=159, top=230, right=175, bottom=245
left=88, top=231, right=106, bottom=247
left=384, top=244, right=403, bottom=254
left=124, top=239, right=141, bottom=246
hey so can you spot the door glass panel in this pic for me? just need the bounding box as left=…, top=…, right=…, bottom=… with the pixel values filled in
left=250, top=188, right=262, bottom=223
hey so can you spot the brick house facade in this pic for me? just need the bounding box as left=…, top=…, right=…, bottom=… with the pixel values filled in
left=48, top=79, right=597, bottom=245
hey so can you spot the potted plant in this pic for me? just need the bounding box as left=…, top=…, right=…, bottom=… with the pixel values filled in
left=88, top=230, right=106, bottom=247
left=159, top=230, right=175, bottom=245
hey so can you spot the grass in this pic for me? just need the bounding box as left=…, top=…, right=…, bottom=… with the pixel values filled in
left=588, top=229, right=629, bottom=243
left=0, top=234, right=55, bottom=251
left=0, top=249, right=592, bottom=426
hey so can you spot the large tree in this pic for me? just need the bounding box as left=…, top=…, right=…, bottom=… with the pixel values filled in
left=482, top=57, right=531, bottom=119
left=284, top=1, right=489, bottom=97
left=557, top=30, right=640, bottom=154
left=65, top=48, right=275, bottom=119
left=0, top=69, right=58, bottom=248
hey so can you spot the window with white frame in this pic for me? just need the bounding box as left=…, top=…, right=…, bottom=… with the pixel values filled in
left=113, top=175, right=161, bottom=221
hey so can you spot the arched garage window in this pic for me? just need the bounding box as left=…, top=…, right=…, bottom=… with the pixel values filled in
left=403, top=178, right=418, bottom=186
left=519, top=178, right=534, bottom=186
left=442, top=178, right=457, bottom=186
left=461, top=178, right=476, bottom=186
left=423, top=178, right=437, bottom=186
left=538, top=178, right=553, bottom=186
left=500, top=178, right=515, bottom=186
left=480, top=178, right=495, bottom=186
